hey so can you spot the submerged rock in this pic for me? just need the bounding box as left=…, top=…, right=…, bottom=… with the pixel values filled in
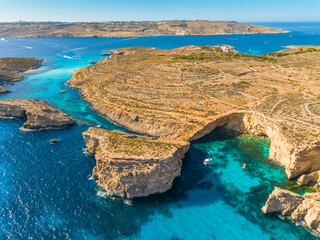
left=0, top=99, right=75, bottom=129
left=83, top=127, right=189, bottom=199
left=262, top=187, right=320, bottom=233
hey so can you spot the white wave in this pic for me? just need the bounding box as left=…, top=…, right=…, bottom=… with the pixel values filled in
left=61, top=47, right=88, bottom=53
left=19, top=127, right=39, bottom=132
left=96, top=190, right=108, bottom=198
left=123, top=199, right=132, bottom=206
left=88, top=175, right=95, bottom=180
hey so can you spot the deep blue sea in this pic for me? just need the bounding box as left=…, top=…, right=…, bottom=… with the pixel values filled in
left=0, top=22, right=320, bottom=240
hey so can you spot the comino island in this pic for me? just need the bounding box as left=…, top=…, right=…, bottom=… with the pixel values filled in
left=68, top=45, right=320, bottom=232
left=1, top=1, right=320, bottom=238
left=0, top=20, right=287, bottom=38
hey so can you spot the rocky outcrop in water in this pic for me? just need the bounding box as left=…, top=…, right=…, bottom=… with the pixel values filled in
left=0, top=99, right=75, bottom=129
left=262, top=187, right=320, bottom=233
left=83, top=127, right=189, bottom=198
left=0, top=87, right=10, bottom=95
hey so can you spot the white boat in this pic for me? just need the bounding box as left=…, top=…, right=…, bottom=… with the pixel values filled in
left=204, top=158, right=212, bottom=165
left=1, top=38, right=6, bottom=41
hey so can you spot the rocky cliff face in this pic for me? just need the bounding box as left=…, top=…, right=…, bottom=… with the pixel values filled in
left=262, top=187, right=320, bottom=233
left=83, top=127, right=189, bottom=198
left=68, top=46, right=320, bottom=202
left=0, top=99, right=75, bottom=129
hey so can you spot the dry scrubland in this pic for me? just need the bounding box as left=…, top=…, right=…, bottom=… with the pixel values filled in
left=69, top=45, right=320, bottom=143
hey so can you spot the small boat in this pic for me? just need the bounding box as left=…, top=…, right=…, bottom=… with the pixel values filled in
left=204, top=158, right=212, bottom=165
left=89, top=60, right=97, bottom=65
left=59, top=90, right=66, bottom=93
left=1, top=38, right=6, bottom=41
left=50, top=139, right=58, bottom=144
left=242, top=163, right=246, bottom=169
left=101, top=50, right=111, bottom=56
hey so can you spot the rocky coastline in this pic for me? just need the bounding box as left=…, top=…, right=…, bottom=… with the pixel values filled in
left=262, top=187, right=320, bottom=233
left=0, top=99, right=75, bottom=129
left=0, top=57, right=42, bottom=94
left=68, top=45, right=320, bottom=232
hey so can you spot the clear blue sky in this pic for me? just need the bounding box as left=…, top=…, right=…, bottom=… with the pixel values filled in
left=0, top=0, right=319, bottom=22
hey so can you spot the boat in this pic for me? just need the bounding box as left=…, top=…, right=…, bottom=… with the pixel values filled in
left=101, top=50, right=111, bottom=56
left=59, top=90, right=66, bottom=93
left=1, top=38, right=6, bottom=41
left=242, top=163, right=246, bottom=169
left=50, top=139, right=58, bottom=144
left=89, top=60, right=97, bottom=65
left=204, top=158, right=212, bottom=165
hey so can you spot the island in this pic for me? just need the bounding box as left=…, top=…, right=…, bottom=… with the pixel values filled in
left=68, top=45, right=320, bottom=232
left=0, top=20, right=288, bottom=38
left=0, top=99, right=75, bottom=129
left=0, top=57, right=42, bottom=94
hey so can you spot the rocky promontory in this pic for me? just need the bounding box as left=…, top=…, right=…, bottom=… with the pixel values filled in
left=68, top=44, right=320, bottom=211
left=0, top=99, right=75, bottom=129
left=262, top=187, right=320, bottom=233
left=83, top=127, right=189, bottom=198
left=0, top=57, right=42, bottom=94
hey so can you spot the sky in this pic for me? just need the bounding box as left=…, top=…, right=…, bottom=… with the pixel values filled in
left=0, top=0, right=319, bottom=22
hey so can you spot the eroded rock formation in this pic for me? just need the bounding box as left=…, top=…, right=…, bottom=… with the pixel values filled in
left=83, top=127, right=189, bottom=198
left=68, top=45, right=320, bottom=207
left=0, top=99, right=75, bottom=129
left=262, top=187, right=320, bottom=233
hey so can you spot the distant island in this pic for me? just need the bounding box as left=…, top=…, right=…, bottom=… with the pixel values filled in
left=0, top=20, right=288, bottom=38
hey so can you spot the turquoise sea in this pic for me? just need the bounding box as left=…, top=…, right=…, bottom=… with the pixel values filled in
left=0, top=22, right=320, bottom=239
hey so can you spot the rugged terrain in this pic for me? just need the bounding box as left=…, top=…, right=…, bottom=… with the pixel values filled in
left=262, top=187, right=320, bottom=233
left=0, top=99, right=75, bottom=129
left=84, top=128, right=189, bottom=198
left=68, top=45, right=320, bottom=229
left=0, top=57, right=42, bottom=94
left=0, top=21, right=287, bottom=38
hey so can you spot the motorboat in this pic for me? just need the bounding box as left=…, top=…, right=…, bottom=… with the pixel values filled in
left=204, top=158, right=212, bottom=165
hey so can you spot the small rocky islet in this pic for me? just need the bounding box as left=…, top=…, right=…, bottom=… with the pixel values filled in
left=0, top=57, right=75, bottom=130
left=0, top=99, right=75, bottom=129
left=68, top=45, right=320, bottom=233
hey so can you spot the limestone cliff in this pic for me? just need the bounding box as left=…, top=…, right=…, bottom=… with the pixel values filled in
left=83, top=127, right=189, bottom=198
left=0, top=99, right=75, bottom=129
left=262, top=187, right=320, bottom=233
left=67, top=44, right=320, bottom=212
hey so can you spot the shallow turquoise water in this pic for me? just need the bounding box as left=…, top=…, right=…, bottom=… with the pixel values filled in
left=0, top=23, right=319, bottom=239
